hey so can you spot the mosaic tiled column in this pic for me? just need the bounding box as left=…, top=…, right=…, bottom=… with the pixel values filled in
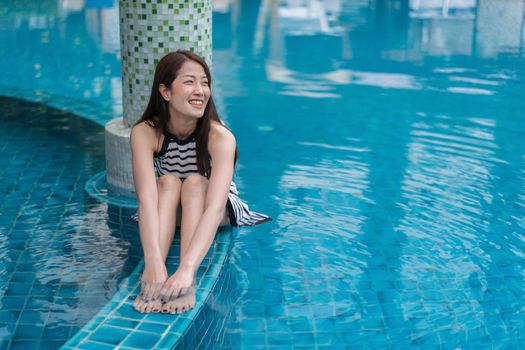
left=106, top=0, right=212, bottom=196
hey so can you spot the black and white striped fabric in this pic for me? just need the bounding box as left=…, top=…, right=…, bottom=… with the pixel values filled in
left=154, top=132, right=198, bottom=179
left=152, top=130, right=271, bottom=227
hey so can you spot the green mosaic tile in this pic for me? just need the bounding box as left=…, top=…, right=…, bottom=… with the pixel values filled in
left=119, top=0, right=212, bottom=127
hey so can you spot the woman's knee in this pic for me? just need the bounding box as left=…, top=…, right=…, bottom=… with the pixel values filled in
left=157, top=174, right=182, bottom=192
left=181, top=174, right=208, bottom=197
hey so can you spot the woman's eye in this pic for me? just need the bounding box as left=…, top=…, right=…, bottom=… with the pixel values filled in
left=202, top=81, right=209, bottom=86
left=184, top=80, right=193, bottom=85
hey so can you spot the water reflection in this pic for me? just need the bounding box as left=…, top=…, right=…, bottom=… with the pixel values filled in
left=0, top=97, right=140, bottom=347
left=212, top=0, right=525, bottom=348
left=0, top=0, right=121, bottom=119
left=236, top=0, right=525, bottom=97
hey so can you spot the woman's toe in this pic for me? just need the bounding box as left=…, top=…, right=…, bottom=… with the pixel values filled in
left=161, top=303, right=169, bottom=313
left=144, top=303, right=153, bottom=313
left=139, top=302, right=150, bottom=313
left=151, top=300, right=162, bottom=313
left=133, top=299, right=143, bottom=312
left=133, top=294, right=142, bottom=309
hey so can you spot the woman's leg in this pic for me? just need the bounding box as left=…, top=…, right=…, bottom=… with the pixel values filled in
left=134, top=174, right=182, bottom=313
left=162, top=174, right=208, bottom=314
left=157, top=175, right=183, bottom=261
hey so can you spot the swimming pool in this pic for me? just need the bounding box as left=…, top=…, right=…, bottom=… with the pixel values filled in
left=213, top=1, right=525, bottom=348
left=0, top=96, right=141, bottom=348
left=2, top=0, right=525, bottom=349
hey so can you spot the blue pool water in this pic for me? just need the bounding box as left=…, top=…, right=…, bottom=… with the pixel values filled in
left=2, top=0, right=525, bottom=349
left=213, top=1, right=525, bottom=348
left=0, top=97, right=141, bottom=348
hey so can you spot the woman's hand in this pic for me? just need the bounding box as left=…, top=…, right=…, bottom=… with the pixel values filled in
left=159, top=264, right=196, bottom=301
left=133, top=259, right=168, bottom=313
left=141, top=259, right=168, bottom=301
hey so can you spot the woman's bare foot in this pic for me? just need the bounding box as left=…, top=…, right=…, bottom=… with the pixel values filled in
left=159, top=265, right=196, bottom=302
left=161, top=287, right=196, bottom=314
left=133, top=294, right=163, bottom=313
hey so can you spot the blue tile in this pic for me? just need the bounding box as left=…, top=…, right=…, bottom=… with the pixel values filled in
left=10, top=272, right=36, bottom=283
left=243, top=301, right=265, bottom=317
left=155, top=336, right=176, bottom=350
left=243, top=318, right=266, bottom=331
left=183, top=322, right=196, bottom=343
left=114, top=304, right=143, bottom=319
left=182, top=336, right=197, bottom=350
left=13, top=325, right=43, bottom=341
left=5, top=283, right=32, bottom=296
left=78, top=341, right=117, bottom=350
left=143, top=312, right=176, bottom=324
left=90, top=326, right=130, bottom=345
left=24, top=297, right=48, bottom=310
left=30, top=285, right=53, bottom=296
left=17, top=310, right=46, bottom=325
left=85, top=316, right=106, bottom=331
left=315, top=332, right=344, bottom=346
left=39, top=340, right=67, bottom=350
left=106, top=317, right=140, bottom=330
left=137, top=322, right=169, bottom=334
left=241, top=332, right=267, bottom=346
left=267, top=331, right=292, bottom=344
left=1, top=296, right=26, bottom=309
left=292, top=332, right=316, bottom=346
left=0, top=323, right=16, bottom=344
left=265, top=304, right=285, bottom=317
left=9, top=341, right=39, bottom=350
left=42, top=325, right=73, bottom=340
left=169, top=317, right=191, bottom=333
left=64, top=331, right=90, bottom=346
left=122, top=331, right=162, bottom=348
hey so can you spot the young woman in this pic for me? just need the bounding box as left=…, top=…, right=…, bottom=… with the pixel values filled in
left=130, top=50, right=270, bottom=314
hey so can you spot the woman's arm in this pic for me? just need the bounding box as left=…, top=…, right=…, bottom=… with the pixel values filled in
left=160, top=123, right=236, bottom=298
left=130, top=123, right=167, bottom=298
left=181, top=124, right=236, bottom=269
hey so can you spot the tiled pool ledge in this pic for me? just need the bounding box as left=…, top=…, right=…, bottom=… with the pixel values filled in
left=60, top=226, right=231, bottom=350
left=71, top=171, right=233, bottom=349
left=85, top=171, right=138, bottom=209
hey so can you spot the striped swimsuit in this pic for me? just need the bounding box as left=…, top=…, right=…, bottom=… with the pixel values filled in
left=153, top=130, right=271, bottom=227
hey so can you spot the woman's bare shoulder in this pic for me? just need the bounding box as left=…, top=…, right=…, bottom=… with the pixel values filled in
left=132, top=120, right=161, bottom=138
left=209, top=120, right=235, bottom=145
left=131, top=121, right=161, bottom=150
left=208, top=121, right=236, bottom=160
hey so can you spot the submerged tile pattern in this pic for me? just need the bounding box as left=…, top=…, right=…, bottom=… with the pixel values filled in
left=85, top=171, right=138, bottom=209
left=2, top=3, right=239, bottom=349
left=0, top=97, right=235, bottom=350
left=119, top=0, right=212, bottom=127
left=62, top=227, right=231, bottom=350
left=0, top=97, right=142, bottom=349
left=176, top=247, right=238, bottom=350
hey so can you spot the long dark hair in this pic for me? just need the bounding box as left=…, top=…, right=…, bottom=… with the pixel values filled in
left=136, top=50, right=235, bottom=177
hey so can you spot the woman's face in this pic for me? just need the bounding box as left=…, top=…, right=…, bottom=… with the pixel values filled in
left=161, top=60, right=210, bottom=120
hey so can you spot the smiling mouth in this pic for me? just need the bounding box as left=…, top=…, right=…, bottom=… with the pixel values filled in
left=188, top=100, right=204, bottom=108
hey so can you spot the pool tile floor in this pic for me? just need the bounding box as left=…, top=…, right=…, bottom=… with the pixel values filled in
left=61, top=228, right=231, bottom=350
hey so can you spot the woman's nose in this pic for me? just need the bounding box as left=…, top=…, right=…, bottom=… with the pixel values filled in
left=194, top=83, right=204, bottom=95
